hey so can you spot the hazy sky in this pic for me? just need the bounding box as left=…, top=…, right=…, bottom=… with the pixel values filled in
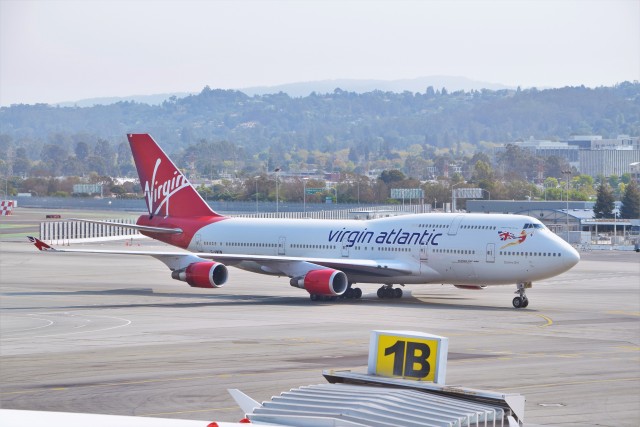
left=1, top=0, right=638, bottom=106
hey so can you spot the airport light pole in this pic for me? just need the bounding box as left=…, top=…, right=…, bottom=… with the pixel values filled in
left=451, top=182, right=464, bottom=212
left=613, top=209, right=618, bottom=247
left=274, top=168, right=281, bottom=215
left=562, top=170, right=572, bottom=239
left=0, top=177, right=8, bottom=199
left=303, top=177, right=308, bottom=215
left=254, top=176, right=260, bottom=214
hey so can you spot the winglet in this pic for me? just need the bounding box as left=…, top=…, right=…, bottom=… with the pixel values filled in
left=27, top=237, right=56, bottom=251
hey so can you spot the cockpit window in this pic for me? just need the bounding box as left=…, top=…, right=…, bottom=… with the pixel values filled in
left=524, top=223, right=545, bottom=230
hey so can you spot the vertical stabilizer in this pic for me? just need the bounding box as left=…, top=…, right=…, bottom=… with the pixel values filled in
left=128, top=134, right=219, bottom=218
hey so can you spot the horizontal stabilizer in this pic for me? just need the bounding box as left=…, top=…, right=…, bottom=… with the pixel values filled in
left=27, top=236, right=56, bottom=251
left=68, top=218, right=183, bottom=234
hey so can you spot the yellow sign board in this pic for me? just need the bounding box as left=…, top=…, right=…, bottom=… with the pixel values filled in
left=368, top=330, right=448, bottom=384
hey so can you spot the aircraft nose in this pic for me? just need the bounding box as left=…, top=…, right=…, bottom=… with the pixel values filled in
left=563, top=245, right=580, bottom=269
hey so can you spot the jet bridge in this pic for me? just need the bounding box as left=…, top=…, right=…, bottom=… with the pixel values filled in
left=231, top=377, right=521, bottom=426
left=227, top=330, right=524, bottom=427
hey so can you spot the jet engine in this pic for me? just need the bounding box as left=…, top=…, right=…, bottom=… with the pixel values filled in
left=171, top=261, right=228, bottom=288
left=289, top=269, right=348, bottom=296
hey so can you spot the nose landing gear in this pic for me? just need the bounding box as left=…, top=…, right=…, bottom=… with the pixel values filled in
left=512, top=282, right=531, bottom=308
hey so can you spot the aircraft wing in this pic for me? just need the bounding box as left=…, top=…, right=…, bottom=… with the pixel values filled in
left=27, top=237, right=414, bottom=277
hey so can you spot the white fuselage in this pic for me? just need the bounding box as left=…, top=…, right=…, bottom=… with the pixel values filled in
left=185, top=213, right=580, bottom=286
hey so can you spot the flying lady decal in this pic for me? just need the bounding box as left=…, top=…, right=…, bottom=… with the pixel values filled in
left=498, top=229, right=533, bottom=249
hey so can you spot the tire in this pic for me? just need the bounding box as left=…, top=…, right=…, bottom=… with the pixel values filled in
left=522, top=298, right=529, bottom=308
left=512, top=296, right=523, bottom=308
left=354, top=288, right=362, bottom=299
left=394, top=288, right=403, bottom=298
left=310, top=294, right=318, bottom=301
left=384, top=288, right=394, bottom=298
left=345, top=288, right=355, bottom=299
left=377, top=288, right=385, bottom=298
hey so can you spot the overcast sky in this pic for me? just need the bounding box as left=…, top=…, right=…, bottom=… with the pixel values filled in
left=1, top=0, right=638, bottom=106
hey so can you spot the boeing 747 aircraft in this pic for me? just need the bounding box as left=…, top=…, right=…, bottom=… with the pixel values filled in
left=29, top=134, right=580, bottom=308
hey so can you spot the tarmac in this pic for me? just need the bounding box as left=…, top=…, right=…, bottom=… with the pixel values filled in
left=0, top=208, right=639, bottom=426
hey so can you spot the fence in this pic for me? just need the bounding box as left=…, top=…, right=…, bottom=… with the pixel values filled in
left=40, top=218, right=141, bottom=244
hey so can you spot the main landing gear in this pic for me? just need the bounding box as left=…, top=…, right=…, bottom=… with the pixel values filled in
left=512, top=282, right=531, bottom=308
left=309, top=285, right=362, bottom=301
left=377, top=284, right=404, bottom=299
left=342, top=286, right=362, bottom=299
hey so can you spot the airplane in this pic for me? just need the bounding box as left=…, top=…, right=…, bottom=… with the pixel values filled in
left=29, top=134, right=580, bottom=309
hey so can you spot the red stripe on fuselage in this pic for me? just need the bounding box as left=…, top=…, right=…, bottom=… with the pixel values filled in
left=136, top=215, right=228, bottom=249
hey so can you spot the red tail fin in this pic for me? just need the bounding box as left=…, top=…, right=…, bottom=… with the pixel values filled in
left=128, top=134, right=219, bottom=218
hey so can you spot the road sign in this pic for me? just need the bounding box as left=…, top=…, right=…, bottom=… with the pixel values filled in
left=305, top=188, right=324, bottom=195
left=391, top=188, right=424, bottom=199
left=454, top=188, right=483, bottom=198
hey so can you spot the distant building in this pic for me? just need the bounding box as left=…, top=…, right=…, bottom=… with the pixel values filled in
left=578, top=149, right=640, bottom=177
left=494, top=135, right=640, bottom=178
left=493, top=138, right=579, bottom=168
left=567, top=134, right=639, bottom=150
left=72, top=184, right=103, bottom=195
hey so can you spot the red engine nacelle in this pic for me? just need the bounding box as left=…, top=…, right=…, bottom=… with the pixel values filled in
left=289, top=269, right=348, bottom=296
left=171, top=261, right=228, bottom=288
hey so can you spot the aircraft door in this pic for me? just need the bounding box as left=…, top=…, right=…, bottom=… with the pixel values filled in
left=341, top=244, right=349, bottom=258
left=448, top=215, right=464, bottom=236
left=278, top=236, right=286, bottom=255
left=419, top=244, right=429, bottom=274
left=420, top=244, right=429, bottom=262
left=486, top=243, right=495, bottom=263
left=195, top=233, right=203, bottom=251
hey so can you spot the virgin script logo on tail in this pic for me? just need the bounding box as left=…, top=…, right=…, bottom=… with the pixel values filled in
left=144, top=158, right=190, bottom=216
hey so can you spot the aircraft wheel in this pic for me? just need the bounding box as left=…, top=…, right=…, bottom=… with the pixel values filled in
left=394, top=288, right=403, bottom=298
left=353, top=288, right=362, bottom=299
left=522, top=297, right=529, bottom=308
left=344, top=288, right=355, bottom=299
left=310, top=294, right=319, bottom=301
left=377, top=288, right=385, bottom=298
left=512, top=296, right=524, bottom=308
left=384, top=288, right=394, bottom=298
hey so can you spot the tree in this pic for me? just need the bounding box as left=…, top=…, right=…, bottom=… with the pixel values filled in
left=40, top=144, right=68, bottom=176
left=544, top=156, right=570, bottom=180
left=93, top=139, right=115, bottom=173
left=12, top=147, right=31, bottom=177
left=593, top=183, right=615, bottom=218
left=620, top=180, right=640, bottom=219
left=471, top=160, right=494, bottom=183
left=75, top=141, right=89, bottom=161
left=379, top=169, right=406, bottom=185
